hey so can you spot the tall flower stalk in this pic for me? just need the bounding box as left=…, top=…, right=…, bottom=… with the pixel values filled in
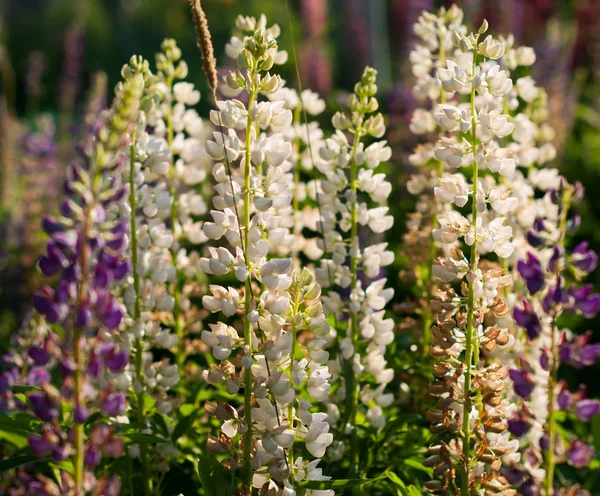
left=150, top=39, right=212, bottom=377
left=317, top=67, right=394, bottom=472
left=403, top=5, right=465, bottom=367
left=425, top=18, right=520, bottom=494
left=509, top=178, right=600, bottom=495
left=31, top=56, right=146, bottom=495
left=201, top=15, right=333, bottom=493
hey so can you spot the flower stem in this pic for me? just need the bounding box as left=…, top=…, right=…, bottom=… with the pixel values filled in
left=165, top=77, right=185, bottom=377
left=72, top=151, right=103, bottom=494
left=242, top=89, right=258, bottom=488
left=423, top=39, right=446, bottom=358
left=287, top=287, right=302, bottom=476
left=545, top=188, right=571, bottom=496
left=292, top=107, right=301, bottom=265
left=348, top=129, right=362, bottom=474
left=128, top=136, right=153, bottom=496
left=461, top=48, right=479, bottom=495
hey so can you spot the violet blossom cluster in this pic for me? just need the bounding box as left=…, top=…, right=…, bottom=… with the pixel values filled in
left=507, top=180, right=600, bottom=495
left=25, top=57, right=148, bottom=495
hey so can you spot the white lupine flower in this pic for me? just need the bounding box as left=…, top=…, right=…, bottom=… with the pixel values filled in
left=515, top=46, right=536, bottom=66
left=434, top=104, right=472, bottom=132
left=300, top=89, right=326, bottom=115
left=434, top=174, right=469, bottom=207
left=316, top=68, right=395, bottom=463
left=437, top=60, right=469, bottom=93
left=408, top=14, right=521, bottom=491
left=516, top=76, right=539, bottom=103
left=202, top=285, right=240, bottom=316
left=410, top=108, right=436, bottom=134
left=173, top=82, right=200, bottom=105
left=434, top=137, right=470, bottom=168
left=488, top=187, right=518, bottom=214
left=479, top=107, right=513, bottom=138
left=484, top=65, right=513, bottom=96
left=484, top=144, right=516, bottom=176
left=477, top=35, right=506, bottom=59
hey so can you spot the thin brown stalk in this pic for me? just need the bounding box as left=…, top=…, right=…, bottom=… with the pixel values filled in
left=189, top=0, right=218, bottom=97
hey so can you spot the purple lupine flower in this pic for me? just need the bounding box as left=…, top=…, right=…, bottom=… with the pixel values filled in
left=102, top=345, right=128, bottom=374
left=500, top=467, right=524, bottom=486
left=567, top=440, right=595, bottom=468
left=558, top=332, right=600, bottom=368
left=567, top=213, right=581, bottom=233
left=548, top=245, right=563, bottom=273
left=541, top=279, right=568, bottom=314
left=521, top=481, right=540, bottom=496
left=28, top=435, right=52, bottom=457
left=570, top=284, right=600, bottom=317
left=526, top=230, right=544, bottom=247
left=52, top=445, right=70, bottom=462
left=517, top=252, right=545, bottom=295
left=73, top=405, right=90, bottom=424
left=507, top=411, right=531, bottom=437
left=571, top=242, right=598, bottom=273
left=513, top=299, right=542, bottom=340
left=28, top=368, right=51, bottom=387
left=509, top=369, right=536, bottom=399
left=84, top=446, right=101, bottom=467
left=557, top=388, right=572, bottom=410
left=101, top=393, right=126, bottom=416
left=575, top=399, right=600, bottom=421
left=29, top=391, right=59, bottom=421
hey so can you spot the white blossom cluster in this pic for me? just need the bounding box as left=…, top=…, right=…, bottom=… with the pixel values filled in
left=314, top=66, right=394, bottom=454
left=116, top=42, right=211, bottom=471
left=266, top=83, right=327, bottom=261
left=416, top=12, right=523, bottom=494
left=200, top=15, right=334, bottom=495
left=402, top=5, right=466, bottom=364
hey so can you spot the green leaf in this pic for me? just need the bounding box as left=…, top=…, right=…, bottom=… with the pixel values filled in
left=592, top=415, right=600, bottom=451
left=178, top=403, right=196, bottom=417
left=385, top=471, right=406, bottom=488
left=151, top=413, right=170, bottom=437
left=125, top=433, right=169, bottom=444
left=196, top=454, right=235, bottom=496
left=403, top=457, right=433, bottom=476
left=405, top=486, right=422, bottom=496
left=172, top=412, right=196, bottom=442
left=0, top=454, right=44, bottom=473
left=10, top=385, right=42, bottom=394
left=297, top=476, right=384, bottom=490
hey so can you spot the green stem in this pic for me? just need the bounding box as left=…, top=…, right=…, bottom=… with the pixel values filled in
left=422, top=39, right=446, bottom=358
left=348, top=129, right=362, bottom=475
left=461, top=48, right=479, bottom=495
left=544, top=189, right=571, bottom=496
left=165, top=77, right=185, bottom=377
left=243, top=89, right=258, bottom=488
left=287, top=288, right=302, bottom=477
left=72, top=153, right=103, bottom=494
left=128, top=137, right=153, bottom=496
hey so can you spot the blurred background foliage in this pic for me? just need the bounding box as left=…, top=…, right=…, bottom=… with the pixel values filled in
left=2, top=0, right=600, bottom=415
